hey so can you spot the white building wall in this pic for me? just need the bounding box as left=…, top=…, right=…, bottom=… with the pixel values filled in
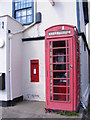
left=7, top=16, right=24, bottom=100
left=24, top=1, right=77, bottom=37
left=86, top=1, right=90, bottom=49
left=79, top=36, right=89, bottom=106
left=22, top=40, right=45, bottom=101
left=0, top=16, right=23, bottom=101
left=0, top=17, right=8, bottom=101
left=79, top=1, right=86, bottom=34
left=0, top=0, right=12, bottom=17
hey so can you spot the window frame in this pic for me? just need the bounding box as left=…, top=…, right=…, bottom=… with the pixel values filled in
left=12, top=0, right=34, bottom=25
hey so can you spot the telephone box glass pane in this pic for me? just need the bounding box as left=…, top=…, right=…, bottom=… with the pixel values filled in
left=53, top=79, right=66, bottom=85
left=53, top=56, right=66, bottom=62
left=53, top=72, right=66, bottom=78
left=50, top=49, right=52, bottom=56
left=67, top=40, right=69, bottom=46
left=50, top=41, right=52, bottom=48
left=53, top=49, right=66, bottom=55
left=67, top=48, right=69, bottom=54
left=50, top=79, right=52, bottom=100
left=53, top=64, right=66, bottom=70
left=53, top=41, right=65, bottom=47
left=54, top=87, right=66, bottom=93
left=53, top=95, right=66, bottom=101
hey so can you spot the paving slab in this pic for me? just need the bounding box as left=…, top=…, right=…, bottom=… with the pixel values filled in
left=1, top=100, right=83, bottom=119
left=0, top=106, right=2, bottom=120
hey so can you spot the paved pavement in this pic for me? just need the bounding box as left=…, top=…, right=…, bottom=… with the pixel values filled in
left=0, top=101, right=83, bottom=119
left=0, top=107, right=2, bottom=120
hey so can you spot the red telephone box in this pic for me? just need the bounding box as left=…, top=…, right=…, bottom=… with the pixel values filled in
left=45, top=25, right=80, bottom=111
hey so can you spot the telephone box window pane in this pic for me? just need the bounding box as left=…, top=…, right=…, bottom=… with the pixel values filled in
left=50, top=64, right=52, bottom=70
left=68, top=72, right=69, bottom=78
left=50, top=56, right=52, bottom=63
left=53, top=64, right=66, bottom=70
left=68, top=87, right=69, bottom=93
left=53, top=79, right=66, bottom=85
left=68, top=95, right=70, bottom=101
left=53, top=49, right=66, bottom=55
left=53, top=56, right=66, bottom=63
left=53, top=41, right=65, bottom=47
left=53, top=95, right=66, bottom=101
left=67, top=48, right=69, bottom=54
left=50, top=80, right=52, bottom=100
left=50, top=41, right=52, bottom=48
left=68, top=79, right=69, bottom=86
left=50, top=49, right=52, bottom=56
left=67, top=56, right=69, bottom=62
left=68, top=64, right=69, bottom=70
left=53, top=72, right=66, bottom=78
left=54, top=87, right=66, bottom=93
left=50, top=72, right=52, bottom=78
left=67, top=40, right=69, bottom=47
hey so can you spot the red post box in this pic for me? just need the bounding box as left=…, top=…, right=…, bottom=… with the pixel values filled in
left=31, top=60, right=39, bottom=82
left=45, top=25, right=80, bottom=111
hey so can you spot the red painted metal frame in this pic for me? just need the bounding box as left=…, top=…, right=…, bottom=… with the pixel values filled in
left=45, top=25, right=80, bottom=111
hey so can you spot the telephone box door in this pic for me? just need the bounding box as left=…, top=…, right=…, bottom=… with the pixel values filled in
left=46, top=38, right=74, bottom=111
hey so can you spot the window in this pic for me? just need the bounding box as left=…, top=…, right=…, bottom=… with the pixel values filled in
left=13, top=0, right=34, bottom=25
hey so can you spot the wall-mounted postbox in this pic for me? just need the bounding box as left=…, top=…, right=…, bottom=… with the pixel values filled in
left=31, top=60, right=39, bottom=82
left=0, top=73, right=5, bottom=90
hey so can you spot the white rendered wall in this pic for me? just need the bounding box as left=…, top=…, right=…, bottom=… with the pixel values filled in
left=79, top=36, right=89, bottom=106
left=0, top=17, right=8, bottom=101
left=24, top=1, right=77, bottom=37
left=22, top=40, right=45, bottom=101
left=0, top=0, right=12, bottom=17
left=7, top=16, right=23, bottom=100
left=79, top=1, right=86, bottom=35
left=86, top=1, right=90, bottom=49
left=0, top=16, right=23, bottom=101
